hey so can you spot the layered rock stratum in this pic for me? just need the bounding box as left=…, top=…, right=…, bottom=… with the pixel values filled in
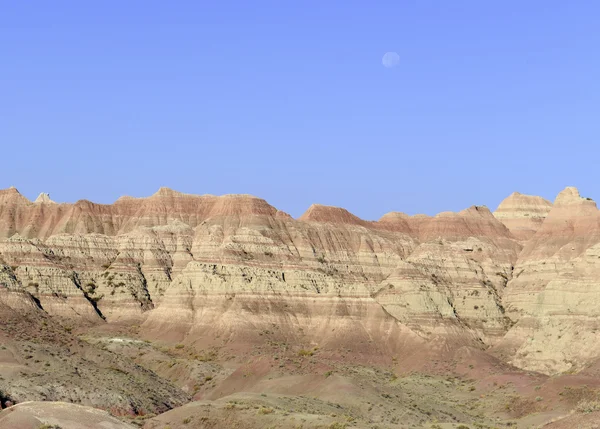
left=493, top=191, right=553, bottom=240
left=2, top=185, right=600, bottom=377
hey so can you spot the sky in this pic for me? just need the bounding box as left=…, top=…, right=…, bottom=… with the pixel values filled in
left=2, top=1, right=600, bottom=220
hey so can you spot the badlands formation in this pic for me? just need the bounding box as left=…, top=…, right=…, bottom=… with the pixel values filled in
left=2, top=185, right=600, bottom=428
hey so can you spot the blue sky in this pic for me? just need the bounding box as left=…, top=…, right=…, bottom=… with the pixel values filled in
left=2, top=1, right=599, bottom=219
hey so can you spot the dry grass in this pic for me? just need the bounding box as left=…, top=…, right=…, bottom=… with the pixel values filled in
left=576, top=399, right=600, bottom=413
left=504, top=395, right=539, bottom=418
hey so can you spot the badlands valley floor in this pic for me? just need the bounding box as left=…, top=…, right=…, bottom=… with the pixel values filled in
left=1, top=186, right=600, bottom=428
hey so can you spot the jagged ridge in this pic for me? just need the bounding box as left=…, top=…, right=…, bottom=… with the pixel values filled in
left=2, top=186, right=600, bottom=375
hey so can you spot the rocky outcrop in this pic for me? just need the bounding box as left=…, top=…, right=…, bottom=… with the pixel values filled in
left=34, top=192, right=56, bottom=204
left=374, top=206, right=519, bottom=342
left=299, top=204, right=368, bottom=226
left=0, top=187, right=515, bottom=352
left=495, top=187, right=600, bottom=373
left=0, top=187, right=279, bottom=240
left=493, top=192, right=552, bottom=240
left=5, top=186, right=600, bottom=374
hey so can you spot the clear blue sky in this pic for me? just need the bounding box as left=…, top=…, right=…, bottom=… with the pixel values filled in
left=2, top=1, right=599, bottom=219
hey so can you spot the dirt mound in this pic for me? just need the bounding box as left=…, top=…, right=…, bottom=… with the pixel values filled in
left=0, top=401, right=135, bottom=428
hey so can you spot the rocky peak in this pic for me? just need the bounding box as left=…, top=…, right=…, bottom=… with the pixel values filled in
left=519, top=187, right=600, bottom=260
left=493, top=191, right=553, bottom=241
left=207, top=194, right=277, bottom=218
left=0, top=187, right=30, bottom=205
left=377, top=212, right=413, bottom=234
left=1, top=186, right=22, bottom=196
left=151, top=187, right=183, bottom=198
left=545, top=187, right=598, bottom=221
left=379, top=212, right=410, bottom=222
left=494, top=192, right=552, bottom=219
left=554, top=186, right=596, bottom=207
left=299, top=204, right=366, bottom=226
left=34, top=192, right=56, bottom=204
left=459, top=205, right=493, bottom=217
left=416, top=205, right=511, bottom=242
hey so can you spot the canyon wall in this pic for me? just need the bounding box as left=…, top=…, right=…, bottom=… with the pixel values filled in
left=3, top=185, right=600, bottom=374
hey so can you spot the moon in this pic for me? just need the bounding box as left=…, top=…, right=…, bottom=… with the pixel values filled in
left=382, top=52, right=400, bottom=68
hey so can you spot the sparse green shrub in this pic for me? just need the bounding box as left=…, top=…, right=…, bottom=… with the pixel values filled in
left=298, top=349, right=314, bottom=357
left=576, top=399, right=600, bottom=413
left=195, top=350, right=218, bottom=362
left=89, top=294, right=103, bottom=303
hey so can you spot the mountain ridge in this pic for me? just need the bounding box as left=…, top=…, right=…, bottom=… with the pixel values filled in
left=2, top=185, right=600, bottom=376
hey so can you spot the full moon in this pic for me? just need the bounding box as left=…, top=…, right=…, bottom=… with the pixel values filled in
left=382, top=52, right=400, bottom=68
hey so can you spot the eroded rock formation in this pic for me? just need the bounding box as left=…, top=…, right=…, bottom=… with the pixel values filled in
left=493, top=191, right=552, bottom=240
left=2, top=186, right=600, bottom=374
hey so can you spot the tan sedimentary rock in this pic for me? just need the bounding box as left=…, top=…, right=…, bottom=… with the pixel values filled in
left=34, top=192, right=56, bottom=204
left=7, top=186, right=600, bottom=374
left=496, top=187, right=600, bottom=373
left=0, top=187, right=279, bottom=239
left=299, top=204, right=369, bottom=226
left=144, top=200, right=425, bottom=351
left=0, top=189, right=518, bottom=348
left=374, top=206, right=519, bottom=343
left=493, top=192, right=553, bottom=240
